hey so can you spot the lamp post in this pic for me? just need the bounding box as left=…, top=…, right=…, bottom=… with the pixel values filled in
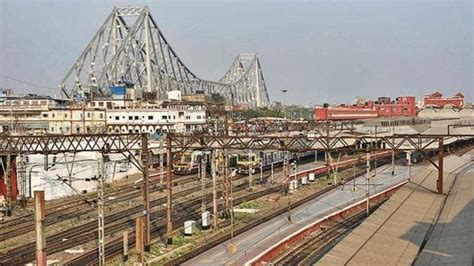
left=230, top=169, right=237, bottom=247
left=281, top=89, right=288, bottom=118
left=281, top=89, right=288, bottom=106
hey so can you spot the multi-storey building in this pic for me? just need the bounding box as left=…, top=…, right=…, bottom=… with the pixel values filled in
left=376, top=96, right=417, bottom=117
left=1, top=94, right=68, bottom=108
left=0, top=102, right=205, bottom=135
left=0, top=106, right=106, bottom=134
left=0, top=92, right=207, bottom=135
left=314, top=96, right=417, bottom=121
left=46, top=107, right=107, bottom=134
left=0, top=94, right=63, bottom=134
left=86, top=98, right=133, bottom=109
left=423, top=92, right=464, bottom=108
left=106, top=101, right=206, bottom=134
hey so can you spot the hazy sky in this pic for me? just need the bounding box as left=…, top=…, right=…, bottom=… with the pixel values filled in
left=0, top=0, right=472, bottom=105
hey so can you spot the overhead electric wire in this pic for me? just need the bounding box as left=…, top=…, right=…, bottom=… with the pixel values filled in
left=0, top=73, right=57, bottom=90
left=224, top=164, right=398, bottom=264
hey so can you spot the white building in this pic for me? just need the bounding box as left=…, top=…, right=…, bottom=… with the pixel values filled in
left=26, top=152, right=138, bottom=200
left=106, top=102, right=206, bottom=134
left=0, top=105, right=106, bottom=134
left=0, top=93, right=207, bottom=135
left=47, top=107, right=107, bottom=134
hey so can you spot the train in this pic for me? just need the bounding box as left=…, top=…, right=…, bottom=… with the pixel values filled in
left=276, top=150, right=400, bottom=188
left=173, top=150, right=238, bottom=175
left=173, top=151, right=209, bottom=175
left=236, top=150, right=316, bottom=174
left=171, top=139, right=463, bottom=177
left=174, top=149, right=318, bottom=175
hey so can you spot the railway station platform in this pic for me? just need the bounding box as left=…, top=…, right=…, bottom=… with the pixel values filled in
left=183, top=164, right=416, bottom=265
left=415, top=154, right=474, bottom=265
left=318, top=154, right=473, bottom=265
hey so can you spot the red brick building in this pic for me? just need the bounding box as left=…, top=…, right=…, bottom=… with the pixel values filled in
left=0, top=157, right=18, bottom=202
left=314, top=105, right=378, bottom=120
left=376, top=96, right=417, bottom=117
left=314, top=96, right=417, bottom=121
left=423, top=92, right=464, bottom=108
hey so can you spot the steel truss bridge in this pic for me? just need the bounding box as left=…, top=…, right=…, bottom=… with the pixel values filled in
left=60, top=6, right=270, bottom=108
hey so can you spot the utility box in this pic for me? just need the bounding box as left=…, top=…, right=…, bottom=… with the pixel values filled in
left=184, top=220, right=196, bottom=236
left=201, top=211, right=210, bottom=230
left=289, top=180, right=298, bottom=194
left=301, top=175, right=308, bottom=185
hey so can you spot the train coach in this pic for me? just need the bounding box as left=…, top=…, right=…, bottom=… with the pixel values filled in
left=236, top=150, right=315, bottom=174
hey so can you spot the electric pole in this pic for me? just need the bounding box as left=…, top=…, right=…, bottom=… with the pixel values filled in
left=366, top=152, right=370, bottom=216
left=352, top=162, right=356, bottom=191
left=391, top=125, right=395, bottom=176
left=201, top=153, right=207, bottom=214
left=270, top=162, right=274, bottom=184
left=228, top=168, right=237, bottom=254
left=212, top=151, right=218, bottom=229
left=374, top=126, right=378, bottom=177
left=284, top=151, right=292, bottom=222
left=4, top=154, right=12, bottom=213
left=248, top=150, right=253, bottom=191
left=392, top=150, right=395, bottom=176
left=325, top=119, right=330, bottom=181
left=166, top=135, right=173, bottom=245
left=407, top=152, right=412, bottom=181
left=97, top=155, right=105, bottom=266
left=223, top=149, right=230, bottom=211
left=34, top=190, right=46, bottom=266
left=18, top=153, right=28, bottom=206
left=293, top=161, right=297, bottom=188
left=160, top=136, right=164, bottom=190
left=141, top=133, right=151, bottom=251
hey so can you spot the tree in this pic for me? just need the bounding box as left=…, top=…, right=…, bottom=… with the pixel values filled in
left=238, top=107, right=283, bottom=119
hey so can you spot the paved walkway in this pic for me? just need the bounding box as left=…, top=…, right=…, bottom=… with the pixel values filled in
left=415, top=154, right=474, bottom=265
left=318, top=155, right=472, bottom=265
left=184, top=164, right=414, bottom=265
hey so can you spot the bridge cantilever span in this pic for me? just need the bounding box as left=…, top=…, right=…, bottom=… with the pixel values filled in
left=59, top=6, right=270, bottom=108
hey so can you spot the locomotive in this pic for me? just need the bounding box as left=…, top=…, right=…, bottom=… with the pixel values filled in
left=173, top=150, right=237, bottom=175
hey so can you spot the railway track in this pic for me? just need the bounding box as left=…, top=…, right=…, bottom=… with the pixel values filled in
left=165, top=163, right=386, bottom=266
left=66, top=156, right=394, bottom=265
left=0, top=152, right=397, bottom=264
left=0, top=184, right=127, bottom=229
left=65, top=185, right=281, bottom=265
left=264, top=146, right=474, bottom=266
left=0, top=153, right=327, bottom=242
left=0, top=173, right=253, bottom=265
left=0, top=172, right=195, bottom=241
left=272, top=201, right=385, bottom=265
left=0, top=170, right=166, bottom=228
left=0, top=151, right=383, bottom=235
